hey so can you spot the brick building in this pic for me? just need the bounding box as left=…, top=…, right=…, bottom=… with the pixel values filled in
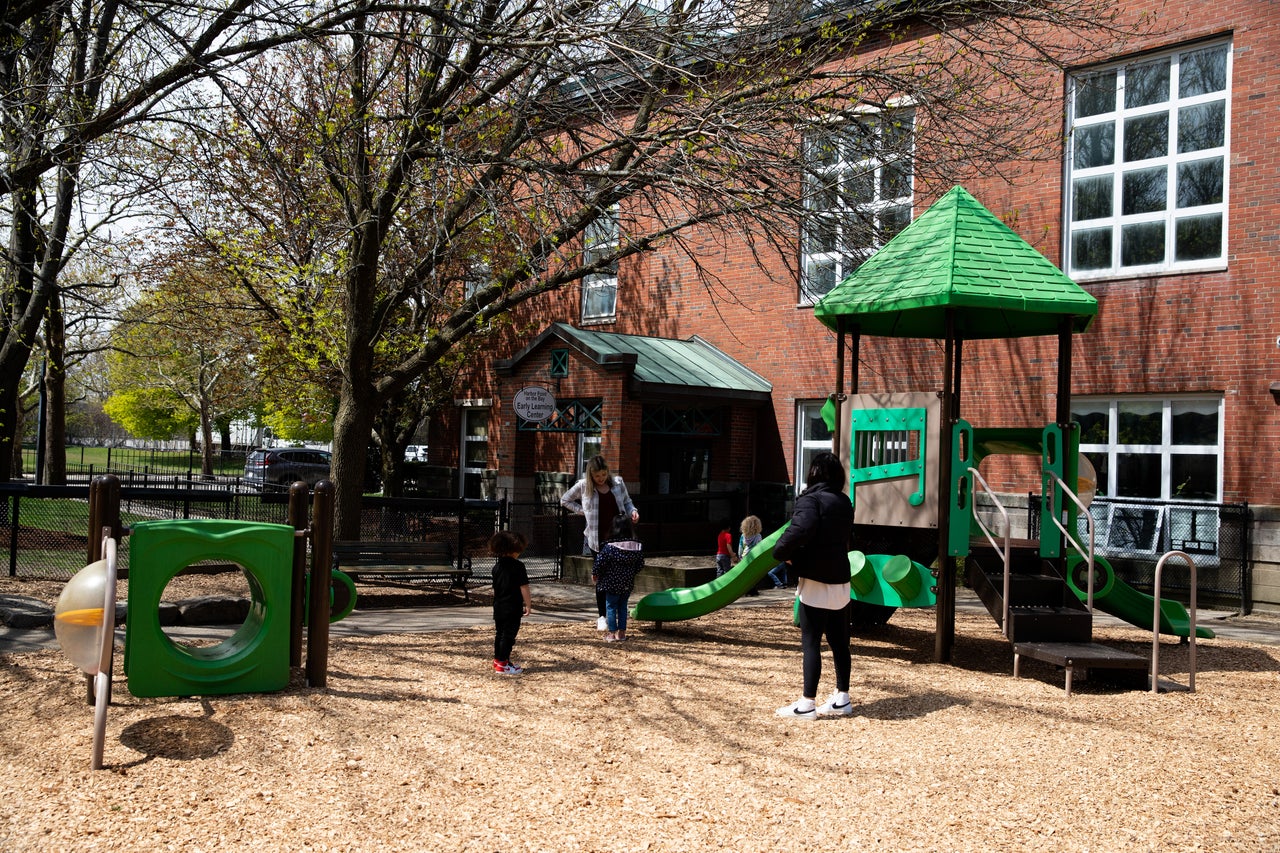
left=426, top=2, right=1280, bottom=611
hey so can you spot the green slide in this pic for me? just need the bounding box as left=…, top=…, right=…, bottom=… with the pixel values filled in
left=1067, top=554, right=1215, bottom=639
left=630, top=526, right=939, bottom=623
left=631, top=526, right=788, bottom=623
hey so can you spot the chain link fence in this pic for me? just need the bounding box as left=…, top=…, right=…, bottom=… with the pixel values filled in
left=1029, top=494, right=1250, bottom=612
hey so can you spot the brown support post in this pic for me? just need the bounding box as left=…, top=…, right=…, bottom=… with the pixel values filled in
left=86, top=474, right=121, bottom=563
left=833, top=318, right=846, bottom=453
left=1057, top=320, right=1073, bottom=425
left=935, top=314, right=958, bottom=663
left=306, top=481, right=335, bottom=688
left=85, top=475, right=121, bottom=704
left=848, top=328, right=860, bottom=396
left=287, top=483, right=310, bottom=669
left=87, top=479, right=102, bottom=564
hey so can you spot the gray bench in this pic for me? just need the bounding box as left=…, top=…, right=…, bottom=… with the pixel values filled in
left=333, top=540, right=473, bottom=600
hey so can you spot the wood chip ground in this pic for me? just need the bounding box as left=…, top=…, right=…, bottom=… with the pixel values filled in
left=2, top=576, right=1279, bottom=851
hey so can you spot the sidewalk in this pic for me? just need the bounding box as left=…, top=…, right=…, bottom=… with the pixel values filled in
left=3, top=581, right=1278, bottom=652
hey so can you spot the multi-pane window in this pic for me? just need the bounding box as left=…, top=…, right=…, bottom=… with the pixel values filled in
left=581, top=206, right=620, bottom=323
left=1072, top=396, right=1223, bottom=501
left=801, top=110, right=914, bottom=303
left=795, top=401, right=834, bottom=492
left=1066, top=40, right=1231, bottom=278
left=459, top=407, right=490, bottom=498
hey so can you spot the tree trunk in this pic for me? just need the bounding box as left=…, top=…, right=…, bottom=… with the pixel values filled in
left=331, top=389, right=377, bottom=540
left=43, top=289, right=68, bottom=484
left=199, top=396, right=215, bottom=478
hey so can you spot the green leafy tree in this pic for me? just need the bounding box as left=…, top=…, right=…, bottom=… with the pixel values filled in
left=102, top=388, right=198, bottom=441
left=104, top=259, right=258, bottom=475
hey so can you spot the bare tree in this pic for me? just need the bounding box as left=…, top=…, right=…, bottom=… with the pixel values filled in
left=0, top=0, right=381, bottom=480
left=147, top=0, right=1145, bottom=536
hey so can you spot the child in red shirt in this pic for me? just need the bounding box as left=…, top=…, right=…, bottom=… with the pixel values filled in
left=715, top=519, right=737, bottom=577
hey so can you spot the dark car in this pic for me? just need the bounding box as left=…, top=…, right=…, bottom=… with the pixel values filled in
left=243, top=447, right=332, bottom=492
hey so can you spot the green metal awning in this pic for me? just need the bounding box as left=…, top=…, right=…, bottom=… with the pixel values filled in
left=496, top=323, right=772, bottom=403
left=813, top=185, right=1097, bottom=340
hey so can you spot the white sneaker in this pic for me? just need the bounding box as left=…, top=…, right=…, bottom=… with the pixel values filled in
left=817, top=691, right=853, bottom=717
left=596, top=616, right=608, bottom=631
left=774, top=700, right=817, bottom=721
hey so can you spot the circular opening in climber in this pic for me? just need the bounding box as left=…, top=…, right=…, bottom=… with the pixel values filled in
left=158, top=560, right=254, bottom=652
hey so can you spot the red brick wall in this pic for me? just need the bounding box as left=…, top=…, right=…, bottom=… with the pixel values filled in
left=454, top=0, right=1280, bottom=508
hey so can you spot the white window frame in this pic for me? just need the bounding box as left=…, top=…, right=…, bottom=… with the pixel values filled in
left=1073, top=395, right=1224, bottom=502
left=1074, top=395, right=1224, bottom=564
left=581, top=205, right=620, bottom=324
left=1065, top=39, right=1232, bottom=280
left=800, top=107, right=914, bottom=305
left=794, top=400, right=834, bottom=492
left=459, top=405, right=490, bottom=498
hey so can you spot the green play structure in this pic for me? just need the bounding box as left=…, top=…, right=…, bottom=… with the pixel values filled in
left=633, top=187, right=1208, bottom=695
left=631, top=525, right=936, bottom=624
left=123, top=520, right=296, bottom=697
left=80, top=475, right=343, bottom=696
left=805, top=185, right=1206, bottom=693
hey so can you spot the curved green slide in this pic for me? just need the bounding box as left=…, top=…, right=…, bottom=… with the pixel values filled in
left=1067, top=554, right=1215, bottom=639
left=631, top=526, right=788, bottom=622
left=630, top=526, right=939, bottom=623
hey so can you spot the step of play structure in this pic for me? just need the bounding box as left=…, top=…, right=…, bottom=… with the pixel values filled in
left=965, top=561, right=1093, bottom=644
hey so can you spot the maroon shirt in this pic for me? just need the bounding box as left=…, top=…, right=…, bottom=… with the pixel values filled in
left=597, top=488, right=618, bottom=547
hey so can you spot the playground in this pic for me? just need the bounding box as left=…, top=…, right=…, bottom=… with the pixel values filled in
left=2, top=578, right=1280, bottom=851
left=3, top=184, right=1277, bottom=849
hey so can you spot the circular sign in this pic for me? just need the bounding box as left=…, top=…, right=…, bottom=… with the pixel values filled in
left=513, top=386, right=556, bottom=422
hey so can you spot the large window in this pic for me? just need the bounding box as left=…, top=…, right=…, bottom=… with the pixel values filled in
left=801, top=110, right=914, bottom=303
left=1066, top=40, right=1231, bottom=278
left=1072, top=396, right=1223, bottom=501
left=795, top=401, right=834, bottom=492
left=581, top=206, right=620, bottom=323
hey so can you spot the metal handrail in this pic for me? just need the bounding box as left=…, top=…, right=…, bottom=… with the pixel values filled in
left=1151, top=550, right=1199, bottom=694
left=967, top=466, right=1012, bottom=637
left=1045, top=472, right=1097, bottom=612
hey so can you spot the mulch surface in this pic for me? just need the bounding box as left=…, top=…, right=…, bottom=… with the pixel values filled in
left=2, top=600, right=1279, bottom=851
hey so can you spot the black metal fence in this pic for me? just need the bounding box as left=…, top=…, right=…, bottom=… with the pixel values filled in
left=1029, top=494, right=1250, bottom=613
left=0, top=483, right=563, bottom=585
left=2, top=477, right=762, bottom=588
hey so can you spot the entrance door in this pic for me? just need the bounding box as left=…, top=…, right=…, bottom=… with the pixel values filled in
left=640, top=436, right=710, bottom=495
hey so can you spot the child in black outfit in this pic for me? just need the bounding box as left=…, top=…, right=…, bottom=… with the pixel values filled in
left=490, top=530, right=532, bottom=675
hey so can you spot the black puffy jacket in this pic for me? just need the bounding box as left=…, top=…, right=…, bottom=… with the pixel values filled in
left=772, top=481, right=853, bottom=585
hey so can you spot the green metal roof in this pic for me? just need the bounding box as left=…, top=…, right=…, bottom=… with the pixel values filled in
left=497, top=323, right=772, bottom=402
left=813, top=185, right=1097, bottom=340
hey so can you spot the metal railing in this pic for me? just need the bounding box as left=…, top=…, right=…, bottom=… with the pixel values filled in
left=967, top=466, right=1013, bottom=636
left=1045, top=472, right=1097, bottom=612
left=1150, top=550, right=1199, bottom=694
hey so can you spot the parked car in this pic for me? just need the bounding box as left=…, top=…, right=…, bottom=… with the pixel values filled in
left=404, top=445, right=428, bottom=462
left=243, top=447, right=332, bottom=492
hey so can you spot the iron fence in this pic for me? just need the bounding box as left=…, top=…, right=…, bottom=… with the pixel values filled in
left=3, top=481, right=756, bottom=586
left=0, top=483, right=562, bottom=585
left=1029, top=494, right=1250, bottom=613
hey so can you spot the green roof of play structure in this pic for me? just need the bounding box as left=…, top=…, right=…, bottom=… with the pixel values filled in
left=813, top=185, right=1097, bottom=340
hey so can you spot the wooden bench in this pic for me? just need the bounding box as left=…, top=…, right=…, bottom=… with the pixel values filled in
left=332, top=540, right=473, bottom=600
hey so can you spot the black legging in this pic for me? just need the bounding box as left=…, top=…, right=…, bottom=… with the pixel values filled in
left=797, top=600, right=852, bottom=698
left=494, top=613, right=522, bottom=661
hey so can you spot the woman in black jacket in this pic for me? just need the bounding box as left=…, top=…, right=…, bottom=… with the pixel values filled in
left=772, top=450, right=855, bottom=721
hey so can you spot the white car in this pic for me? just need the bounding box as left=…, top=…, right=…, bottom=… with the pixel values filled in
left=404, top=445, right=428, bottom=462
